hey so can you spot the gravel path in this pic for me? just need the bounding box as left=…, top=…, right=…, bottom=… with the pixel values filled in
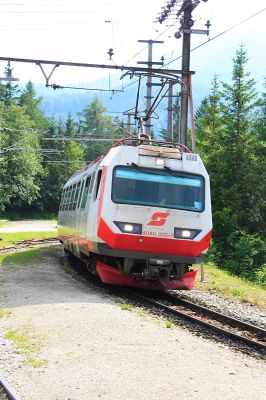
left=0, top=246, right=265, bottom=400
left=0, top=220, right=57, bottom=233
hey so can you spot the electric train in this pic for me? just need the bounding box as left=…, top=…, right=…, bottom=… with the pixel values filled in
left=58, top=137, right=212, bottom=290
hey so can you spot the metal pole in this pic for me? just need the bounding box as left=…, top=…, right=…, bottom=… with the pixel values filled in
left=189, top=74, right=196, bottom=152
left=180, top=3, right=193, bottom=146
left=127, top=114, right=131, bottom=135
left=167, top=82, right=173, bottom=141
left=137, top=40, right=164, bottom=135
left=146, top=41, right=153, bottom=135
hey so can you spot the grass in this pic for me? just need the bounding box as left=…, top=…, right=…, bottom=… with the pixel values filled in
left=117, top=302, right=134, bottom=311
left=0, top=247, right=47, bottom=266
left=194, top=263, right=266, bottom=311
left=4, top=329, right=47, bottom=368
left=0, top=220, right=8, bottom=228
left=0, top=230, right=58, bottom=248
left=165, top=320, right=173, bottom=329
left=0, top=309, right=11, bottom=318
left=62, top=265, right=72, bottom=274
left=1, top=213, right=57, bottom=221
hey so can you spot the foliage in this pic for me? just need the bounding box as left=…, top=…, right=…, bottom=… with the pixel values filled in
left=39, top=138, right=85, bottom=213
left=77, top=97, right=124, bottom=161
left=224, top=232, right=266, bottom=282
left=172, top=94, right=180, bottom=142
left=0, top=61, right=20, bottom=106
left=0, top=102, right=44, bottom=212
left=195, top=46, right=265, bottom=283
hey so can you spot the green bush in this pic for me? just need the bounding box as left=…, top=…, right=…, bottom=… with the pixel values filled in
left=225, top=231, right=266, bottom=281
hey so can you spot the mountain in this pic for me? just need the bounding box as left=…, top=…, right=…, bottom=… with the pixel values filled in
left=30, top=75, right=208, bottom=132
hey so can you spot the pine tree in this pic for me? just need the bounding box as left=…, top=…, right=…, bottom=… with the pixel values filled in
left=219, top=45, right=260, bottom=230
left=65, top=113, right=76, bottom=137
left=77, top=97, right=117, bottom=161
left=19, top=81, right=49, bottom=130
left=173, top=94, right=180, bottom=142
left=195, top=75, right=224, bottom=209
left=195, top=46, right=265, bottom=279
left=0, top=62, right=20, bottom=106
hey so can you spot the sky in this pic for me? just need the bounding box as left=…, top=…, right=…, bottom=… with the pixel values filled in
left=0, top=0, right=265, bottom=92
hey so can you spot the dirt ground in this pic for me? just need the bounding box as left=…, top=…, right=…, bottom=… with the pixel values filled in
left=0, top=246, right=265, bottom=400
left=0, top=220, right=57, bottom=233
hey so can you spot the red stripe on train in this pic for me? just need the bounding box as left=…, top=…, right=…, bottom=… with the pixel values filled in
left=98, top=218, right=212, bottom=257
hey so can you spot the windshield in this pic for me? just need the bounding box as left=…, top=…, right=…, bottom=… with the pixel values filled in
left=112, top=166, right=205, bottom=212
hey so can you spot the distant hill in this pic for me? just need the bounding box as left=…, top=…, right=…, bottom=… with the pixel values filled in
left=23, top=41, right=265, bottom=128
left=30, top=76, right=208, bottom=133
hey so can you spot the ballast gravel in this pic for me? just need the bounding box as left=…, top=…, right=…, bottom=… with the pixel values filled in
left=0, top=246, right=265, bottom=400
left=171, top=288, right=266, bottom=329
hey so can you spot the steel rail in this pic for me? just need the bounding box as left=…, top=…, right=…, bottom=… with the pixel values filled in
left=162, top=292, right=266, bottom=338
left=122, top=289, right=266, bottom=354
left=0, top=238, right=60, bottom=254
left=0, top=374, right=21, bottom=400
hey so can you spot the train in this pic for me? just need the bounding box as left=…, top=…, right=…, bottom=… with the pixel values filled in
left=58, top=136, right=212, bottom=290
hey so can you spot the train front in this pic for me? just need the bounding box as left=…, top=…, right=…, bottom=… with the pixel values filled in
left=96, top=142, right=212, bottom=290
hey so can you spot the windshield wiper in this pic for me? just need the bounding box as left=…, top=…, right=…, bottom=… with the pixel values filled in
left=131, top=162, right=145, bottom=172
left=164, top=165, right=178, bottom=177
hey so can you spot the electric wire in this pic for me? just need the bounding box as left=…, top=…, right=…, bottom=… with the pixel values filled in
left=99, top=6, right=266, bottom=107
left=163, top=7, right=266, bottom=69
left=1, top=3, right=264, bottom=139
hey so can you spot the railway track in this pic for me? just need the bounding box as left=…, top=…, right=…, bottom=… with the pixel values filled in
left=0, top=238, right=60, bottom=254
left=62, top=253, right=266, bottom=357
left=0, top=374, right=21, bottom=400
left=120, top=288, right=266, bottom=356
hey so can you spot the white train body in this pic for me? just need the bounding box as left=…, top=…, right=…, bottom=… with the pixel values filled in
left=58, top=139, right=212, bottom=290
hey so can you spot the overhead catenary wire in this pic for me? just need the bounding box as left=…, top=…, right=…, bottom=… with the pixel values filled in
left=163, top=7, right=266, bottom=69
left=41, top=137, right=126, bottom=142
left=1, top=3, right=264, bottom=140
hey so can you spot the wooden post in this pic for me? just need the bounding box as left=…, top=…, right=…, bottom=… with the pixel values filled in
left=200, top=264, right=205, bottom=282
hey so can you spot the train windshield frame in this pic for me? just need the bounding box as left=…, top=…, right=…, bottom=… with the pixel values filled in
left=112, top=166, right=205, bottom=212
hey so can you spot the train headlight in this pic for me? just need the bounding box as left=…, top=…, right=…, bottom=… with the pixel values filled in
left=156, top=158, right=165, bottom=166
left=174, top=228, right=201, bottom=240
left=114, top=221, right=142, bottom=234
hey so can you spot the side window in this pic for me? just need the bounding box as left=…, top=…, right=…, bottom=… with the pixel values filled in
left=59, top=189, right=65, bottom=211
left=62, top=188, right=67, bottom=211
left=89, top=172, right=96, bottom=194
left=80, top=176, right=91, bottom=209
left=66, top=186, right=72, bottom=210
left=77, top=180, right=85, bottom=209
left=94, top=170, right=102, bottom=200
left=70, top=184, right=76, bottom=210
left=73, top=182, right=80, bottom=210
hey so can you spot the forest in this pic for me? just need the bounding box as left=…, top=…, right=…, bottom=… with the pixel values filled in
left=0, top=46, right=265, bottom=284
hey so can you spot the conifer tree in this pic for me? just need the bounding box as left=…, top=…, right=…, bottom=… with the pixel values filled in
left=219, top=45, right=260, bottom=230
left=195, top=46, right=265, bottom=280
left=19, top=81, right=50, bottom=130
left=173, top=95, right=180, bottom=142
left=0, top=62, right=20, bottom=106
left=65, top=113, right=76, bottom=137
left=77, top=97, right=117, bottom=161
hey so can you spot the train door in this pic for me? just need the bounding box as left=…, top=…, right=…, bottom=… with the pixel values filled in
left=89, top=169, right=103, bottom=244
left=77, top=175, right=92, bottom=236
